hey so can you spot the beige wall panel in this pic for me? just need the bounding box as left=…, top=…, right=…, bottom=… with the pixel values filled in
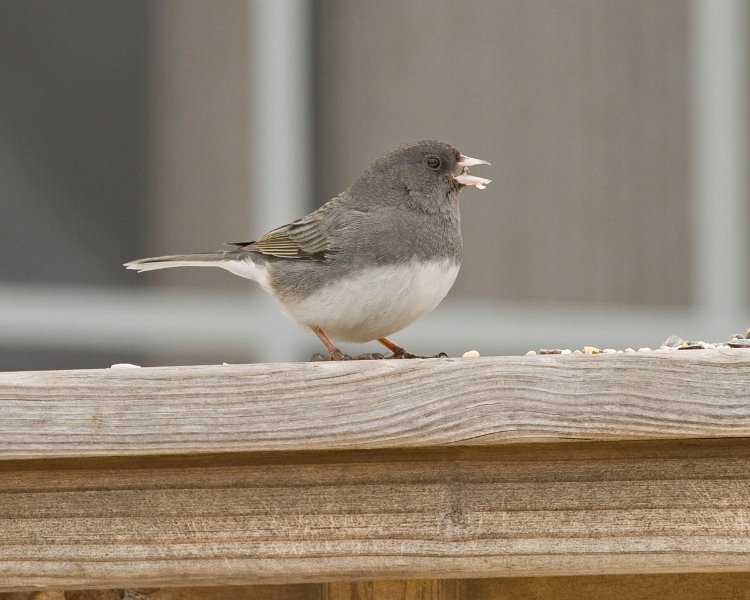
left=314, top=0, right=691, bottom=306
left=147, top=0, right=251, bottom=292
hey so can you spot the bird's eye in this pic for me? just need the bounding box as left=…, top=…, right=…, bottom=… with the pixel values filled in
left=426, top=156, right=441, bottom=170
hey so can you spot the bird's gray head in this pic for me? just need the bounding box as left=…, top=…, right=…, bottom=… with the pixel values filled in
left=350, top=140, right=491, bottom=212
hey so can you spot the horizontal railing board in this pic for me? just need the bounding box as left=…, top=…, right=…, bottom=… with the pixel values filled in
left=1, top=440, right=749, bottom=590
left=1, top=350, right=749, bottom=459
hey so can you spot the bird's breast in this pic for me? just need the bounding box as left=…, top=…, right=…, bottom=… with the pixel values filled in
left=278, top=258, right=461, bottom=343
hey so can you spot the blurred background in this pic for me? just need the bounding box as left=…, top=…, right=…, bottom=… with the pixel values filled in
left=0, top=0, right=748, bottom=370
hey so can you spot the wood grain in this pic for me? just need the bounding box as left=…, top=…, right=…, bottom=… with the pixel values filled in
left=459, top=572, right=750, bottom=599
left=1, top=440, right=749, bottom=590
left=326, top=580, right=459, bottom=600
left=3, top=574, right=750, bottom=600
left=0, top=587, right=321, bottom=600
left=1, top=351, right=749, bottom=459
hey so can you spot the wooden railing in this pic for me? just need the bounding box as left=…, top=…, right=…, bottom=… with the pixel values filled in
left=1, top=350, right=749, bottom=598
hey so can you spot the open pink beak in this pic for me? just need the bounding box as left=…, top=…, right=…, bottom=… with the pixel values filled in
left=455, top=154, right=492, bottom=189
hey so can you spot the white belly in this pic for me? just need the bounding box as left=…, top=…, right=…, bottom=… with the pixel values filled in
left=280, top=259, right=460, bottom=342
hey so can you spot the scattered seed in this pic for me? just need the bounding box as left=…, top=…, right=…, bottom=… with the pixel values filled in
left=661, top=335, right=684, bottom=348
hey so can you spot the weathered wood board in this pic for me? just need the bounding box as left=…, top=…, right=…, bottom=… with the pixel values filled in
left=1, top=439, right=749, bottom=590
left=2, top=351, right=749, bottom=591
left=1, top=351, right=749, bottom=459
left=3, top=574, right=750, bottom=600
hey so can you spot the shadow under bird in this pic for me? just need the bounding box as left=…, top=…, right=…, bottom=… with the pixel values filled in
left=125, top=140, right=491, bottom=360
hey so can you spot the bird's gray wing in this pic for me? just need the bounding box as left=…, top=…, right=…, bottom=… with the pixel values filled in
left=229, top=198, right=349, bottom=260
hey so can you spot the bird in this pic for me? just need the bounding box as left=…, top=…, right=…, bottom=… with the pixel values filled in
left=125, top=140, right=491, bottom=360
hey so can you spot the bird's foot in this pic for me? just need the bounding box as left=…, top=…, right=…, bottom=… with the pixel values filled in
left=376, top=337, right=448, bottom=359
left=310, top=351, right=387, bottom=361
left=309, top=350, right=349, bottom=361
left=388, top=348, right=417, bottom=359
left=387, top=350, right=449, bottom=359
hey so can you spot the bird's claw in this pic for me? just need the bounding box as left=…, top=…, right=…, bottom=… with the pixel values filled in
left=390, top=350, right=417, bottom=359
left=389, top=350, right=449, bottom=359
left=310, top=350, right=449, bottom=361
left=310, top=351, right=388, bottom=361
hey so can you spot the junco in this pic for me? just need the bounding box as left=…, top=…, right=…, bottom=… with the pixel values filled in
left=125, top=140, right=491, bottom=360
